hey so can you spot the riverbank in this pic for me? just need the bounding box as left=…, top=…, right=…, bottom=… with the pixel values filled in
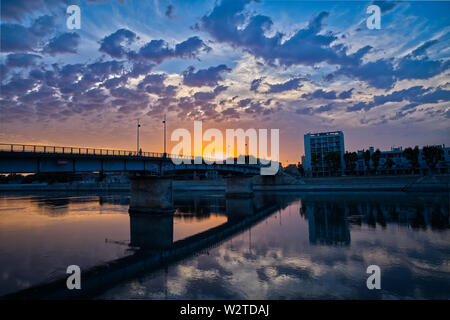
left=0, top=174, right=448, bottom=192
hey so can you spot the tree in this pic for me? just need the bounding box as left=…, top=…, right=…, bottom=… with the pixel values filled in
left=422, top=146, right=444, bottom=173
left=362, top=150, right=371, bottom=174
left=371, top=149, right=381, bottom=173
left=344, top=152, right=358, bottom=175
left=403, top=146, right=420, bottom=172
left=324, top=151, right=341, bottom=176
left=297, top=162, right=305, bottom=176
left=384, top=158, right=395, bottom=170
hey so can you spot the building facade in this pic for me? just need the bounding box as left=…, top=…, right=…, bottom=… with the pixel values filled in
left=304, top=131, right=345, bottom=177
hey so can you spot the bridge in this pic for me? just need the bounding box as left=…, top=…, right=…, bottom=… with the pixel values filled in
left=0, top=143, right=262, bottom=175
left=0, top=143, right=279, bottom=213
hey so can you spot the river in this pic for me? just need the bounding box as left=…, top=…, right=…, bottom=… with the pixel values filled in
left=0, top=191, right=448, bottom=299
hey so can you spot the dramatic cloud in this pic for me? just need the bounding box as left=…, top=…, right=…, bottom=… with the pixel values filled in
left=266, top=78, right=303, bottom=94
left=333, top=43, right=449, bottom=89
left=136, top=36, right=210, bottom=63
left=296, top=103, right=335, bottom=115
left=411, top=40, right=439, bottom=57
left=0, top=15, right=56, bottom=52
left=193, top=85, right=228, bottom=101
left=197, top=0, right=369, bottom=67
left=372, top=1, right=399, bottom=14
left=99, top=28, right=137, bottom=58
left=44, top=32, right=81, bottom=55
left=346, top=86, right=450, bottom=112
left=0, top=0, right=65, bottom=21
left=6, top=53, right=41, bottom=67
left=250, top=77, right=264, bottom=92
left=302, top=89, right=337, bottom=100
left=182, top=64, right=231, bottom=87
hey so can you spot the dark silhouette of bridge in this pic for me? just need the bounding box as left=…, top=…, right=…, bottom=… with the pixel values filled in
left=0, top=143, right=262, bottom=176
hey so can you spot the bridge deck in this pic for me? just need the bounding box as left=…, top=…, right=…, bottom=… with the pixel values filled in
left=0, top=143, right=262, bottom=174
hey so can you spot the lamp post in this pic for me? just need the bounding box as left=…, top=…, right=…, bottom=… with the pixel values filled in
left=163, top=114, right=166, bottom=157
left=137, top=119, right=140, bottom=154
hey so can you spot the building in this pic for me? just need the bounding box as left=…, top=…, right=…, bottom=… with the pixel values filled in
left=304, top=131, right=345, bottom=177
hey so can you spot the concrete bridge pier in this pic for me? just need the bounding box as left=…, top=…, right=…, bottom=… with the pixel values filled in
left=225, top=176, right=254, bottom=198
left=129, top=213, right=173, bottom=249
left=129, top=175, right=175, bottom=214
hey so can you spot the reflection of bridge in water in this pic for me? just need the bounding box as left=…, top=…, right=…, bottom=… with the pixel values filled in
left=3, top=192, right=296, bottom=299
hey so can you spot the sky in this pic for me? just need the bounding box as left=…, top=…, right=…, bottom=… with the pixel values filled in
left=0, top=0, right=449, bottom=164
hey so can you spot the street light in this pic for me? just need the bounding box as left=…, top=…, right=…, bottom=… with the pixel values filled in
left=137, top=119, right=141, bottom=154
left=162, top=114, right=166, bottom=157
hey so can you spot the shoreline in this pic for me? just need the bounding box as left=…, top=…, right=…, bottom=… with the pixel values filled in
left=0, top=174, right=448, bottom=192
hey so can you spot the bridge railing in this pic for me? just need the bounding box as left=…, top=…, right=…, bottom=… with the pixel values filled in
left=0, top=143, right=265, bottom=167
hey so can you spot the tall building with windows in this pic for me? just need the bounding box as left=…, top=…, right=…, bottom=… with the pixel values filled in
left=304, top=131, right=345, bottom=177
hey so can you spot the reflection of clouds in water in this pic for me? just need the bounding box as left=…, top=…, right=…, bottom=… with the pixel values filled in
left=102, top=192, right=449, bottom=299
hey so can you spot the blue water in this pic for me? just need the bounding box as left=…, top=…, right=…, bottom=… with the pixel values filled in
left=0, top=191, right=448, bottom=299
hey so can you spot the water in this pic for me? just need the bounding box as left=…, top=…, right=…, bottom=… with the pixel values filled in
left=0, top=191, right=448, bottom=299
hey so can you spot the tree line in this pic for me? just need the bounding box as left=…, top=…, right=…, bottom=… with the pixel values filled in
left=296, top=145, right=446, bottom=176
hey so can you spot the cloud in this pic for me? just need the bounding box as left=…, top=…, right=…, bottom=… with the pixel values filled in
left=1, top=24, right=38, bottom=52
left=266, top=78, right=303, bottom=94
left=301, top=88, right=353, bottom=100
left=411, top=40, right=439, bottom=57
left=136, top=36, right=210, bottom=63
left=99, top=28, right=137, bottom=58
left=0, top=0, right=66, bottom=22
left=0, top=76, right=38, bottom=98
left=371, top=1, right=399, bottom=14
left=193, top=85, right=228, bottom=101
left=138, top=73, right=178, bottom=97
left=197, top=0, right=369, bottom=67
left=295, top=103, right=335, bottom=115
left=237, top=98, right=252, bottom=108
left=165, top=4, right=175, bottom=19
left=0, top=15, right=56, bottom=52
left=6, top=53, right=42, bottom=67
left=182, top=64, right=231, bottom=87
left=128, top=61, right=155, bottom=78
left=302, top=89, right=337, bottom=100
left=250, top=77, right=264, bottom=92
left=333, top=50, right=449, bottom=90
left=44, top=32, right=81, bottom=55
left=338, top=88, right=354, bottom=99
left=346, top=86, right=450, bottom=112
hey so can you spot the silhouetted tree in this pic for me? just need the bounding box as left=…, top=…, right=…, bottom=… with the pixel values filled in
left=384, top=158, right=395, bottom=170
left=403, top=146, right=420, bottom=172
left=297, top=162, right=305, bottom=176
left=324, top=151, right=341, bottom=176
left=371, top=149, right=381, bottom=173
left=422, top=146, right=444, bottom=173
left=362, top=150, right=371, bottom=174
left=344, top=151, right=358, bottom=174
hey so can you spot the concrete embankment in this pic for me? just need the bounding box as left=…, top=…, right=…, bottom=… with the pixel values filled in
left=0, top=175, right=448, bottom=192
left=0, top=182, right=130, bottom=192
left=174, top=175, right=449, bottom=192
left=300, top=175, right=449, bottom=192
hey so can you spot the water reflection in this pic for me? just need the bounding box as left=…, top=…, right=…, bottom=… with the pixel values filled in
left=0, top=191, right=449, bottom=299
left=100, top=192, right=449, bottom=300
left=300, top=192, right=449, bottom=232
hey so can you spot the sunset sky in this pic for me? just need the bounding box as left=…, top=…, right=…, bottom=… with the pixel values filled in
left=1, top=0, right=449, bottom=164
